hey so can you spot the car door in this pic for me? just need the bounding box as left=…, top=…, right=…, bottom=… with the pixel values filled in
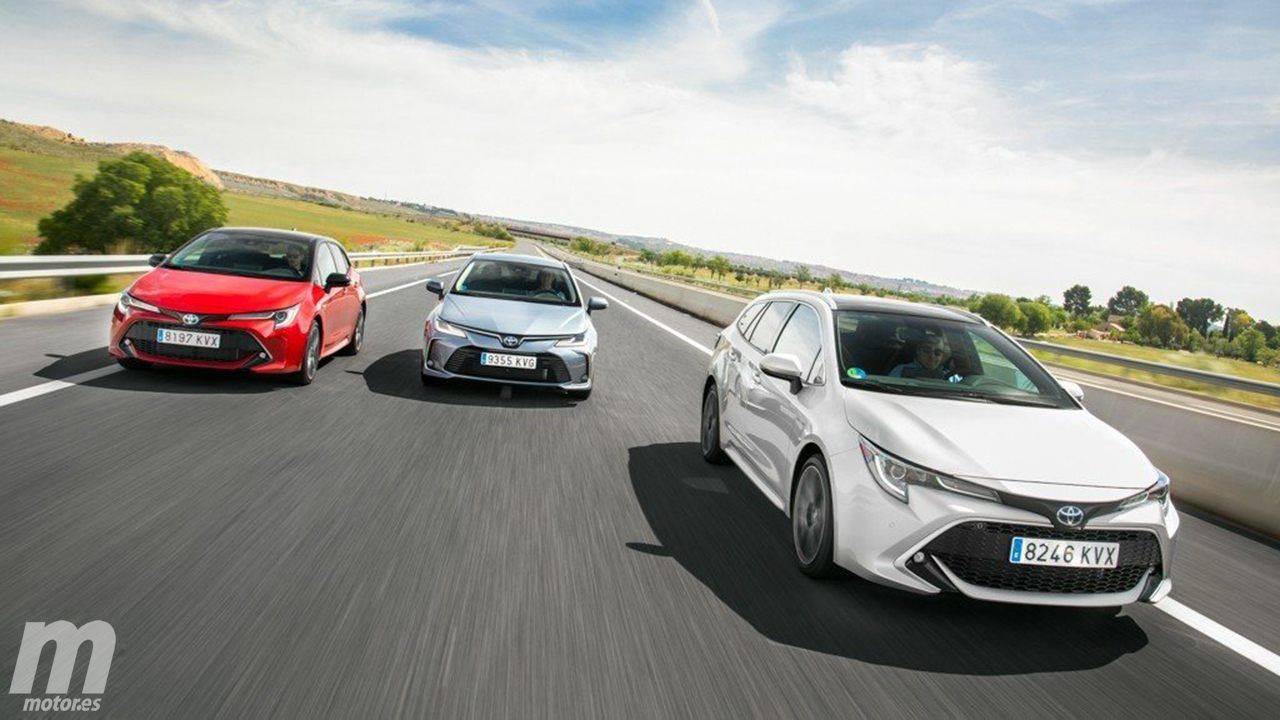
left=740, top=302, right=825, bottom=496
left=325, top=243, right=359, bottom=339
left=311, top=242, right=343, bottom=350
left=725, top=300, right=795, bottom=483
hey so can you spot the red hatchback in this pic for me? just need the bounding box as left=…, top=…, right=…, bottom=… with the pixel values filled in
left=110, top=227, right=366, bottom=385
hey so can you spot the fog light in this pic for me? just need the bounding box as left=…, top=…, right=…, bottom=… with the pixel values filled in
left=258, top=352, right=267, bottom=359
left=913, top=552, right=925, bottom=564
left=427, top=360, right=435, bottom=368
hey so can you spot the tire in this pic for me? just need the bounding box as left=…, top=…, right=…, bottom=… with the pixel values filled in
left=116, top=357, right=150, bottom=370
left=567, top=387, right=592, bottom=400
left=292, top=322, right=321, bottom=386
left=792, top=454, right=836, bottom=578
left=339, top=307, right=364, bottom=356
left=700, top=384, right=729, bottom=464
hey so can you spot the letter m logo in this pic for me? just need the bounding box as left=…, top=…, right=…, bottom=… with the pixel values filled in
left=9, top=621, right=115, bottom=695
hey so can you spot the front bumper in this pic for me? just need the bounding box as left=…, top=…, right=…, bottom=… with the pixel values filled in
left=826, top=447, right=1179, bottom=606
left=421, top=326, right=593, bottom=391
left=109, top=307, right=307, bottom=373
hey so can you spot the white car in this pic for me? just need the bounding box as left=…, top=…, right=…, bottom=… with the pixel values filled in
left=701, top=291, right=1178, bottom=607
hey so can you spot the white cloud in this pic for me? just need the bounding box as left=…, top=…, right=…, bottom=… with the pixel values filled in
left=1, top=0, right=1277, bottom=315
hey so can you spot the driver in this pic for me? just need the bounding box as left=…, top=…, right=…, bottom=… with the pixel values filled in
left=534, top=270, right=566, bottom=301
left=889, top=333, right=951, bottom=379
left=285, top=245, right=306, bottom=276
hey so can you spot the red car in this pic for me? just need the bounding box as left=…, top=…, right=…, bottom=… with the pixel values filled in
left=110, top=227, right=366, bottom=385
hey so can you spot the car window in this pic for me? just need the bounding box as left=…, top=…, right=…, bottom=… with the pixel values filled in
left=313, top=243, right=338, bottom=284
left=327, top=243, right=350, bottom=274
left=736, top=302, right=765, bottom=336
left=772, top=304, right=823, bottom=372
left=746, top=301, right=795, bottom=353
left=165, top=231, right=313, bottom=281
left=452, top=258, right=580, bottom=306
left=835, top=309, right=1073, bottom=408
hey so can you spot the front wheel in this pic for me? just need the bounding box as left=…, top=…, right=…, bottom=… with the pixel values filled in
left=292, top=322, right=321, bottom=385
left=792, top=454, right=836, bottom=578
left=700, top=384, right=729, bottom=464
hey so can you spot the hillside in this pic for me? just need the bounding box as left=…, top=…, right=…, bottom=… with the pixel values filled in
left=0, top=119, right=498, bottom=254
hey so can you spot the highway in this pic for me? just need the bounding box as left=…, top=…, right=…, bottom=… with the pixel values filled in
left=2, top=245, right=1278, bottom=718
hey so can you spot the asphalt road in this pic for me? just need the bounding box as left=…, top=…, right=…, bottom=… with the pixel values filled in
left=1, top=249, right=1278, bottom=718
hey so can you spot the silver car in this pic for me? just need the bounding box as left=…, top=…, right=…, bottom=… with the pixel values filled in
left=421, top=253, right=607, bottom=398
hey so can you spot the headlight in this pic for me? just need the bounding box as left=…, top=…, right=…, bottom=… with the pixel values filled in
left=431, top=315, right=466, bottom=338
left=228, top=304, right=301, bottom=328
left=555, top=332, right=588, bottom=348
left=859, top=437, right=999, bottom=504
left=117, top=292, right=160, bottom=314
left=1117, top=470, right=1171, bottom=511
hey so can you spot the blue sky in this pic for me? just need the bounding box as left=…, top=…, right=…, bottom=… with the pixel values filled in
left=1, top=0, right=1277, bottom=314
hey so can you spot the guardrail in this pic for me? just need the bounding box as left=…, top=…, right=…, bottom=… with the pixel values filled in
left=0, top=246, right=486, bottom=280
left=1020, top=339, right=1280, bottom=399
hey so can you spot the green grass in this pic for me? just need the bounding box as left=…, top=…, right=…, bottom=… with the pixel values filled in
left=222, top=194, right=496, bottom=252
left=1039, top=335, right=1280, bottom=385
left=0, top=143, right=506, bottom=255
left=0, top=147, right=96, bottom=253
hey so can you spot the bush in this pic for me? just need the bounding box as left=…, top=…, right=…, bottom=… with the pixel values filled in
left=974, top=294, right=1024, bottom=332
left=37, top=151, right=227, bottom=253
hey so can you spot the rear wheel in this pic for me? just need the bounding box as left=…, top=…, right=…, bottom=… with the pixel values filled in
left=700, top=384, right=729, bottom=464
left=339, top=307, right=364, bottom=356
left=792, top=454, right=835, bottom=578
left=292, top=322, right=321, bottom=385
left=116, top=357, right=150, bottom=371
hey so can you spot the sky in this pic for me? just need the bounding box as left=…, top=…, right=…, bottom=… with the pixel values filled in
left=1, top=0, right=1277, bottom=316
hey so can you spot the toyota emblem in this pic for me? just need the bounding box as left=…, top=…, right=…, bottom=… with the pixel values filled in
left=501, top=335, right=520, bottom=348
left=181, top=313, right=200, bottom=326
left=1056, top=505, right=1084, bottom=527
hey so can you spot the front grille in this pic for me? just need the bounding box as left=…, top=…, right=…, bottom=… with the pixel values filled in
left=443, top=347, right=570, bottom=384
left=125, top=321, right=262, bottom=364
left=923, top=522, right=1161, bottom=595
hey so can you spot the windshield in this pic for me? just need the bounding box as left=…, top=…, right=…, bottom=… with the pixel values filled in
left=836, top=310, right=1075, bottom=408
left=451, top=258, right=579, bottom=306
left=166, top=232, right=312, bottom=281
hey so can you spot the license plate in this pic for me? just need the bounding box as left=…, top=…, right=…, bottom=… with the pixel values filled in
left=1009, top=537, right=1119, bottom=569
left=480, top=352, right=536, bottom=370
left=156, top=327, right=221, bottom=349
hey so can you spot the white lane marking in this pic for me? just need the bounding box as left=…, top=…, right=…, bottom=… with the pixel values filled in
left=0, top=365, right=121, bottom=408
left=0, top=269, right=460, bottom=409
left=574, top=277, right=712, bottom=357
left=367, top=269, right=458, bottom=299
left=1060, top=374, right=1280, bottom=434
left=1155, top=598, right=1280, bottom=677
left=568, top=255, right=1280, bottom=680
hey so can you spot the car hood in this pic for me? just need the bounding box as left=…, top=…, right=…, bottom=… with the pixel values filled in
left=130, top=267, right=310, bottom=314
left=440, top=293, right=586, bottom=336
left=844, top=390, right=1155, bottom=490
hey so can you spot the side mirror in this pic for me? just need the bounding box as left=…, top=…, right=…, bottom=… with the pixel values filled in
left=324, top=272, right=351, bottom=290
left=425, top=279, right=444, bottom=299
left=760, top=352, right=805, bottom=394
left=148, top=254, right=166, bottom=267
left=587, top=296, right=609, bottom=313
left=1059, top=379, right=1085, bottom=403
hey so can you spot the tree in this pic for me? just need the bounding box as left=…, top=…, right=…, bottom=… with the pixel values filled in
left=37, top=151, right=227, bottom=253
left=1135, top=304, right=1189, bottom=348
left=825, top=272, right=844, bottom=290
left=1017, top=301, right=1053, bottom=336
left=1063, top=284, right=1092, bottom=317
left=794, top=264, right=812, bottom=284
left=1175, top=297, right=1223, bottom=336
left=1256, top=320, right=1276, bottom=345
left=707, top=255, right=731, bottom=281
left=638, top=249, right=658, bottom=264
left=974, top=294, right=1024, bottom=331
left=1107, top=286, right=1149, bottom=317
left=1224, top=309, right=1253, bottom=340
left=1231, top=327, right=1266, bottom=362
left=658, top=249, right=693, bottom=267
left=767, top=271, right=785, bottom=289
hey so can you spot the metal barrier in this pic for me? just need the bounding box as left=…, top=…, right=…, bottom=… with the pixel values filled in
left=0, top=246, right=487, bottom=281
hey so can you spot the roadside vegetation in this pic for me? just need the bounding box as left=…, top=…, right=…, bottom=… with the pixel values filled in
left=559, top=237, right=1280, bottom=407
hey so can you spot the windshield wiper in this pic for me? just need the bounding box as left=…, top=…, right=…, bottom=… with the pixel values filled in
left=840, top=377, right=910, bottom=394
left=919, top=389, right=1060, bottom=407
